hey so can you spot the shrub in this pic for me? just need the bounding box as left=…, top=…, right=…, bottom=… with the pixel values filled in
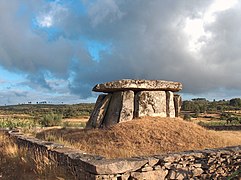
left=0, top=118, right=35, bottom=129
left=39, top=113, right=62, bottom=127
left=183, top=113, right=191, bottom=121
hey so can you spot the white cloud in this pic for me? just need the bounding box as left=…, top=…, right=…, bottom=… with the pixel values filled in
left=37, top=15, right=53, bottom=27
left=36, top=1, right=68, bottom=28
left=183, top=0, right=238, bottom=52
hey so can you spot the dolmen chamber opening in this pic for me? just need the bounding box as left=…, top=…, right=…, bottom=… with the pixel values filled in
left=86, top=79, right=182, bottom=129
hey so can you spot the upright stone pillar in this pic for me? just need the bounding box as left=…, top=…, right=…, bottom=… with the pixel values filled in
left=174, top=94, right=182, bottom=117
left=103, top=91, right=134, bottom=127
left=166, top=91, right=175, bottom=118
left=119, top=90, right=135, bottom=122
left=135, top=91, right=167, bottom=118
left=86, top=94, right=112, bottom=128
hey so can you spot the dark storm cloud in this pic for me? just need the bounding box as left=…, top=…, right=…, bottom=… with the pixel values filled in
left=0, top=0, right=241, bottom=101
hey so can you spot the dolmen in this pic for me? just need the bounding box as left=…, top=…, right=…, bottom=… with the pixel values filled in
left=86, top=79, right=182, bottom=129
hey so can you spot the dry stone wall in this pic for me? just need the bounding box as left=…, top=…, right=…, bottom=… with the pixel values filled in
left=87, top=79, right=183, bottom=128
left=2, top=129, right=241, bottom=180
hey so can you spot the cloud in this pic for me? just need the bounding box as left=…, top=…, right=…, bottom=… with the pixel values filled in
left=86, top=0, right=124, bottom=27
left=0, top=0, right=241, bottom=103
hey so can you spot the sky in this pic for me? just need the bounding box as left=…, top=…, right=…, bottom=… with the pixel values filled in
left=0, top=0, right=241, bottom=105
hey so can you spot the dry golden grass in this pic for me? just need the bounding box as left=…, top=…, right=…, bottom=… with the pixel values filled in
left=36, top=117, right=241, bottom=159
left=216, top=131, right=241, bottom=145
left=63, top=116, right=89, bottom=123
left=0, top=132, right=75, bottom=179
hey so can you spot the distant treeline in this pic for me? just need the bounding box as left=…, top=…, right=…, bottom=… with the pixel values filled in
left=0, top=103, right=95, bottom=118
left=182, top=98, right=241, bottom=113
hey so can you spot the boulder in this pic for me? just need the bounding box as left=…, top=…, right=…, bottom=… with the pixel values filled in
left=135, top=91, right=167, bottom=118
left=93, top=79, right=182, bottom=93
left=166, top=91, right=175, bottom=118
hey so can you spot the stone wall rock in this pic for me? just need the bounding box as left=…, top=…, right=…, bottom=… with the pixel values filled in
left=135, top=91, right=167, bottom=118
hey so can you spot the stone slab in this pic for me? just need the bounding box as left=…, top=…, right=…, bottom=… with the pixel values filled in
left=166, top=91, right=175, bottom=118
left=103, top=91, right=134, bottom=127
left=174, top=94, right=182, bottom=117
left=93, top=79, right=182, bottom=93
left=86, top=94, right=112, bottom=128
left=134, top=91, right=167, bottom=118
left=131, top=169, right=168, bottom=180
left=103, top=92, right=123, bottom=127
left=119, top=90, right=134, bottom=122
left=91, top=158, right=148, bottom=174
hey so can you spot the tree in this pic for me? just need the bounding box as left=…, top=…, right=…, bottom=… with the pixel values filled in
left=230, top=98, right=241, bottom=107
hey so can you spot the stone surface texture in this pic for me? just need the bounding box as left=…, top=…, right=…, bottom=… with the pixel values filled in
left=135, top=91, right=167, bottom=118
left=93, top=79, right=182, bottom=93
left=166, top=91, right=175, bottom=118
left=3, top=129, right=241, bottom=180
left=174, top=94, right=182, bottom=117
left=103, top=91, right=134, bottom=127
left=102, top=92, right=123, bottom=127
left=86, top=94, right=111, bottom=128
left=119, top=90, right=134, bottom=122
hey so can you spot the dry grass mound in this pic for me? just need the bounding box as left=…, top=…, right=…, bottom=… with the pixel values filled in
left=36, top=117, right=236, bottom=159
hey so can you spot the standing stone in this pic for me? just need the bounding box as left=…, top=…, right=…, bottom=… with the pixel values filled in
left=119, top=90, right=134, bottom=122
left=166, top=91, right=175, bottom=118
left=103, top=91, right=134, bottom=127
left=86, top=94, right=112, bottom=129
left=135, top=91, right=167, bottom=118
left=174, top=94, right=182, bottom=117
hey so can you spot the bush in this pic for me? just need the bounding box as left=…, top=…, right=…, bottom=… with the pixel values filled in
left=183, top=113, right=191, bottom=121
left=39, top=113, right=62, bottom=127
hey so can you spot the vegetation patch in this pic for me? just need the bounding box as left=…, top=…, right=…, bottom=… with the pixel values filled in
left=0, top=131, right=75, bottom=179
left=0, top=104, right=92, bottom=129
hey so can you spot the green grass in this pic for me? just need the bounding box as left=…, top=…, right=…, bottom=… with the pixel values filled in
left=0, top=118, right=36, bottom=129
left=0, top=103, right=93, bottom=129
left=197, top=120, right=240, bottom=127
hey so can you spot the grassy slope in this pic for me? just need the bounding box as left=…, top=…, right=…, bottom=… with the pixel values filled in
left=36, top=117, right=240, bottom=159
